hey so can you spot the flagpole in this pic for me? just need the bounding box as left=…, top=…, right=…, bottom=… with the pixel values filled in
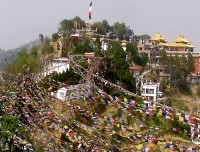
left=89, top=2, right=93, bottom=26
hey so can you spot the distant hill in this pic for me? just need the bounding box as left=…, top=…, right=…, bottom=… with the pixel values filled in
left=0, top=38, right=42, bottom=65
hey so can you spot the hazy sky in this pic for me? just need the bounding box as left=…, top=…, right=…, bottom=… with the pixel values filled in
left=0, top=0, right=200, bottom=51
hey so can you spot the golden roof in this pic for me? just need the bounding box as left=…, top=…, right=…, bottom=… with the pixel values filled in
left=174, top=34, right=190, bottom=43
left=121, top=40, right=128, bottom=43
left=121, top=39, right=128, bottom=46
left=150, top=33, right=167, bottom=42
left=170, top=34, right=194, bottom=48
left=169, top=43, right=195, bottom=48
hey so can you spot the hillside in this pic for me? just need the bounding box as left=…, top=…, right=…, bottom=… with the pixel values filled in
left=0, top=39, right=41, bottom=65
left=0, top=72, right=199, bottom=151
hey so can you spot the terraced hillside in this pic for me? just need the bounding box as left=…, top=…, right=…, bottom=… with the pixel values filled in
left=0, top=72, right=199, bottom=151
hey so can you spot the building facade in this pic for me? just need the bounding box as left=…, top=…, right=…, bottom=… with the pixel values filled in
left=141, top=82, right=160, bottom=102
left=43, top=57, right=70, bottom=77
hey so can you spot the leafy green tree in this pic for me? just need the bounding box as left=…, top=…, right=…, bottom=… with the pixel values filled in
left=102, top=20, right=111, bottom=33
left=52, top=33, right=59, bottom=42
left=104, top=41, right=136, bottom=93
left=112, top=22, right=134, bottom=40
left=58, top=17, right=85, bottom=56
left=74, top=37, right=93, bottom=54
left=58, top=19, right=74, bottom=36
left=126, top=43, right=149, bottom=67
left=92, top=22, right=106, bottom=35
left=58, top=19, right=74, bottom=56
left=186, top=53, right=194, bottom=73
left=3, top=49, right=40, bottom=80
left=112, top=22, right=126, bottom=39
left=41, top=40, right=54, bottom=54
left=52, top=68, right=81, bottom=85
left=29, top=47, right=38, bottom=58
left=196, top=85, right=200, bottom=96
left=159, top=51, right=194, bottom=93
left=39, top=34, right=44, bottom=43
left=72, top=16, right=86, bottom=28
left=126, top=43, right=140, bottom=64
left=94, top=36, right=102, bottom=51
left=140, top=52, right=149, bottom=67
left=0, top=114, right=19, bottom=151
left=135, top=34, right=150, bottom=43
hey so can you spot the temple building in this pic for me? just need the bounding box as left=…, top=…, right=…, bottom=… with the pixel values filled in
left=137, top=33, right=168, bottom=62
left=149, top=32, right=168, bottom=50
left=168, top=34, right=194, bottom=52
left=137, top=33, right=200, bottom=76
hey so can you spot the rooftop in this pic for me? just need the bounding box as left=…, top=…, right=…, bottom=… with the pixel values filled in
left=150, top=33, right=167, bottom=42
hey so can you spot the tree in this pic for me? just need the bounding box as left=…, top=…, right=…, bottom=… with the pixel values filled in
left=0, top=114, right=19, bottom=151
left=74, top=37, right=93, bottom=54
left=135, top=34, right=150, bottom=44
left=92, top=22, right=106, bottom=35
left=58, top=17, right=85, bottom=56
left=104, top=41, right=136, bottom=93
left=126, top=43, right=149, bottom=68
left=112, top=22, right=126, bottom=39
left=72, top=16, right=86, bottom=29
left=58, top=19, right=74, bottom=36
left=102, top=20, right=111, bottom=33
left=40, top=40, right=54, bottom=54
left=126, top=43, right=140, bottom=64
left=52, top=68, right=81, bottom=85
left=3, top=49, right=40, bottom=79
left=140, top=52, right=149, bottom=68
left=159, top=51, right=194, bottom=93
left=112, top=22, right=134, bottom=40
left=39, top=34, right=44, bottom=43
left=94, top=36, right=102, bottom=51
left=186, top=53, right=194, bottom=73
left=52, top=33, right=59, bottom=42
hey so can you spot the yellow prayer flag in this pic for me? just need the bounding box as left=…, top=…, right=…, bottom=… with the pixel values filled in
left=136, top=144, right=143, bottom=150
left=179, top=116, right=184, bottom=122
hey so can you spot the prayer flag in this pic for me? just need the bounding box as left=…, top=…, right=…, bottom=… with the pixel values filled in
left=89, top=2, right=92, bottom=21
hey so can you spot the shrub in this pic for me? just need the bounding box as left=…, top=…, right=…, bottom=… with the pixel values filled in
left=152, top=115, right=162, bottom=126
left=196, top=85, right=200, bottom=96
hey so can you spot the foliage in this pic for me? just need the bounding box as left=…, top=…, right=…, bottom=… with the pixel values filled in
left=58, top=17, right=85, bottom=37
left=126, top=43, right=140, bottom=64
left=140, top=52, right=149, bottom=67
left=74, top=37, right=93, bottom=54
left=135, top=97, right=144, bottom=105
left=3, top=49, right=40, bottom=77
left=29, top=46, right=38, bottom=58
left=196, top=85, right=200, bottom=96
left=159, top=50, right=193, bottom=93
left=103, top=41, right=136, bottom=93
left=58, top=17, right=86, bottom=56
left=0, top=114, right=20, bottom=151
left=92, top=22, right=107, bottom=35
left=135, top=34, right=150, bottom=43
left=171, top=120, right=190, bottom=132
left=164, top=98, right=172, bottom=107
left=40, top=40, right=54, bottom=54
left=160, top=78, right=170, bottom=92
left=152, top=115, right=162, bottom=126
left=52, top=33, right=59, bottom=42
left=112, top=22, right=133, bottom=40
left=94, top=36, right=102, bottom=51
left=52, top=68, right=81, bottom=85
left=126, top=43, right=149, bottom=67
